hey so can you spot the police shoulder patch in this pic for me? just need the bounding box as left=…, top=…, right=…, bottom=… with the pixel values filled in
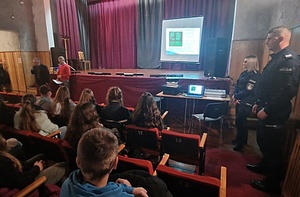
left=246, top=83, right=254, bottom=91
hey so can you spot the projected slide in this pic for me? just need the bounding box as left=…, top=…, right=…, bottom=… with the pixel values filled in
left=160, top=16, right=204, bottom=63
left=166, top=28, right=200, bottom=55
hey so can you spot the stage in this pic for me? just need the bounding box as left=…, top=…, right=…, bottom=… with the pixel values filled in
left=50, top=69, right=230, bottom=106
left=49, top=68, right=231, bottom=128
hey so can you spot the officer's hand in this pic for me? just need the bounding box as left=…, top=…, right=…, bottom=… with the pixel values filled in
left=257, top=108, right=268, bottom=120
left=252, top=104, right=258, bottom=114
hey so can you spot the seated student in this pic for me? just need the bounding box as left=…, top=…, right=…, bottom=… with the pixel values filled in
left=60, top=127, right=148, bottom=197
left=0, top=134, right=66, bottom=190
left=36, top=85, right=53, bottom=113
left=101, top=86, right=131, bottom=123
left=64, top=102, right=102, bottom=149
left=51, top=86, right=76, bottom=127
left=100, top=87, right=131, bottom=140
left=78, top=88, right=102, bottom=117
left=0, top=95, right=15, bottom=127
left=131, top=92, right=164, bottom=131
left=14, top=94, right=66, bottom=137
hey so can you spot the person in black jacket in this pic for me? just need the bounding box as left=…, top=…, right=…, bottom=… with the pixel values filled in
left=0, top=134, right=66, bottom=190
left=31, top=57, right=50, bottom=95
left=232, top=55, right=261, bottom=151
left=247, top=26, right=300, bottom=194
left=0, top=63, right=11, bottom=92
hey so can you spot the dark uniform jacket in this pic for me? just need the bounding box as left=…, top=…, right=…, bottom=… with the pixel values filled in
left=234, top=70, right=260, bottom=106
left=255, top=47, right=300, bottom=121
left=31, top=64, right=50, bottom=86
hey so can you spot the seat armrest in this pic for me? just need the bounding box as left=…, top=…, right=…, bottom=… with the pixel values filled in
left=161, top=111, right=169, bottom=120
left=118, top=144, right=126, bottom=153
left=219, top=166, right=227, bottom=197
left=14, top=176, right=47, bottom=197
left=153, top=153, right=170, bottom=176
left=46, top=130, right=61, bottom=138
left=199, top=133, right=207, bottom=149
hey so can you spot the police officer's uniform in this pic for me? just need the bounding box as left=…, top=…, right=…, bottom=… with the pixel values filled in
left=233, top=70, right=260, bottom=150
left=255, top=47, right=300, bottom=187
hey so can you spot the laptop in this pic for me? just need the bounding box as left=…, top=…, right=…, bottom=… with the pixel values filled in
left=185, top=85, right=205, bottom=98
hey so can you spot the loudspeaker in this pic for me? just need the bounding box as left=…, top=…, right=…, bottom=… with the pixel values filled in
left=50, top=47, right=65, bottom=67
left=203, top=38, right=229, bottom=78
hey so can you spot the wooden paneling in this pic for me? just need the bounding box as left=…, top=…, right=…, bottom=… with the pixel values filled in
left=0, top=51, right=50, bottom=93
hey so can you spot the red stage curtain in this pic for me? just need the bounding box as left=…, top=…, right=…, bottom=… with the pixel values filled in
left=88, top=0, right=138, bottom=69
left=56, top=0, right=81, bottom=60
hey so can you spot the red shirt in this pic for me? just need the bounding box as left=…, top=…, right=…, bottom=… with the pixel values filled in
left=57, top=63, right=71, bottom=81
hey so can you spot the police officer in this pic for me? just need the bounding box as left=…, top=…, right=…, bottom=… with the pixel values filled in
left=232, top=55, right=260, bottom=151
left=247, top=26, right=300, bottom=194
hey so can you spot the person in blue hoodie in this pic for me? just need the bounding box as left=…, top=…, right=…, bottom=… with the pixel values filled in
left=60, top=127, right=148, bottom=197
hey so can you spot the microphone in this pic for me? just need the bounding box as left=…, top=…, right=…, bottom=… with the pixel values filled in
left=69, top=65, right=76, bottom=71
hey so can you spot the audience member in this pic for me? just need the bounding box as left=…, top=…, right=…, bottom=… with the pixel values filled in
left=0, top=95, right=15, bottom=127
left=36, top=85, right=53, bottom=113
left=51, top=86, right=76, bottom=126
left=0, top=134, right=66, bottom=190
left=14, top=94, right=66, bottom=137
left=78, top=88, right=102, bottom=116
left=56, top=56, right=71, bottom=87
left=100, top=87, right=131, bottom=139
left=231, top=55, right=261, bottom=151
left=64, top=102, right=102, bottom=150
left=0, top=63, right=11, bottom=92
left=60, top=127, right=148, bottom=197
left=131, top=92, right=164, bottom=131
left=31, top=57, right=50, bottom=94
left=248, top=26, right=300, bottom=194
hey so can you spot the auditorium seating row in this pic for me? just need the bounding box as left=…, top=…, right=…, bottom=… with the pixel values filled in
left=124, top=124, right=208, bottom=175
left=0, top=123, right=227, bottom=197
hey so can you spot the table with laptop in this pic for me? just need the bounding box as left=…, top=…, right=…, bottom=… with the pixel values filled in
left=156, top=84, right=230, bottom=128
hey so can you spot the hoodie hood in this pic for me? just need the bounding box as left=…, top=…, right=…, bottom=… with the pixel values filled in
left=60, top=169, right=134, bottom=197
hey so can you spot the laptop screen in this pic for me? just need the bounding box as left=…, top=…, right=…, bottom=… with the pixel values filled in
left=187, top=85, right=205, bottom=96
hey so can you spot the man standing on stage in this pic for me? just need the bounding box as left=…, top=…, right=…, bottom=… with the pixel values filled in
left=56, top=56, right=71, bottom=87
left=31, top=57, right=50, bottom=94
left=248, top=26, right=300, bottom=194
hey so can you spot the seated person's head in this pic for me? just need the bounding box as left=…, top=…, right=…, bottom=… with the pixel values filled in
left=54, top=86, right=70, bottom=102
left=78, top=88, right=95, bottom=104
left=106, top=86, right=123, bottom=105
left=136, top=92, right=157, bottom=111
left=21, top=94, right=37, bottom=107
left=76, top=127, right=119, bottom=181
left=39, top=85, right=52, bottom=97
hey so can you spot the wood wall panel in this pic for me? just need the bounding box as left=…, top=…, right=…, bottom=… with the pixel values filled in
left=0, top=51, right=51, bottom=93
left=12, top=52, right=27, bottom=93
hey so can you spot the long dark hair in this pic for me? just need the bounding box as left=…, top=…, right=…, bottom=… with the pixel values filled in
left=131, top=92, right=163, bottom=130
left=64, top=102, right=101, bottom=149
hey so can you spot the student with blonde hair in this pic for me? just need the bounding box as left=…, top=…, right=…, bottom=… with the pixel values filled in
left=14, top=94, right=61, bottom=137
left=51, top=86, right=76, bottom=127
left=78, top=88, right=101, bottom=116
